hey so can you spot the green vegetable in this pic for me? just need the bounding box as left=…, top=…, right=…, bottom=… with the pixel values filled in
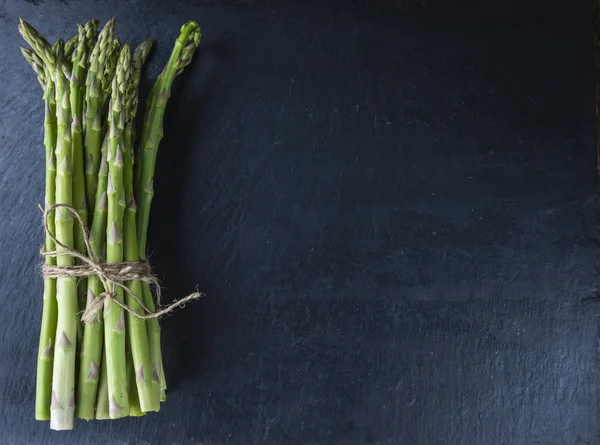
left=84, top=19, right=115, bottom=218
left=76, top=135, right=108, bottom=420
left=136, top=23, right=201, bottom=396
left=50, top=40, right=78, bottom=431
left=103, top=45, right=131, bottom=419
left=20, top=17, right=201, bottom=430
left=32, top=56, right=58, bottom=421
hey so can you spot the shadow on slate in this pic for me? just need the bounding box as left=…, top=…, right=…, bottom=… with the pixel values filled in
left=149, top=39, right=228, bottom=390
left=0, top=0, right=599, bottom=444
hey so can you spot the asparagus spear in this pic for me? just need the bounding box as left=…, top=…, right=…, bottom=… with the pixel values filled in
left=137, top=22, right=201, bottom=256
left=103, top=45, right=131, bottom=419
left=136, top=22, right=201, bottom=396
left=140, top=283, right=164, bottom=398
left=48, top=40, right=78, bottom=431
left=28, top=57, right=59, bottom=420
left=76, top=136, right=109, bottom=419
left=120, top=39, right=159, bottom=412
left=127, top=345, right=144, bottom=417
left=69, top=28, right=89, bottom=345
left=84, top=19, right=115, bottom=219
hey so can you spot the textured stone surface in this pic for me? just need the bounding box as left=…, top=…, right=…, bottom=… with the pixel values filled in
left=0, top=0, right=597, bottom=443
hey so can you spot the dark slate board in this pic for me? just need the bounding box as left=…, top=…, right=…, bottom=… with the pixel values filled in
left=0, top=0, right=597, bottom=444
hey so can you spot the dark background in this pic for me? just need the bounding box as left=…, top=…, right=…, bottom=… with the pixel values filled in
left=0, top=0, right=597, bottom=444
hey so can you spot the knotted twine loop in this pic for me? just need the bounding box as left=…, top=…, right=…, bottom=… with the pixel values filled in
left=40, top=203, right=203, bottom=324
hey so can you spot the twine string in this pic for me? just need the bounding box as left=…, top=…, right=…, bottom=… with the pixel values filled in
left=40, top=203, right=202, bottom=324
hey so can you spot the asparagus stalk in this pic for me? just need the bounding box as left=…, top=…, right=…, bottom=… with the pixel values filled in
left=141, top=283, right=164, bottom=398
left=48, top=40, right=78, bottom=431
left=84, top=19, right=115, bottom=219
left=137, top=22, right=201, bottom=257
left=103, top=45, right=131, bottom=419
left=69, top=29, right=89, bottom=345
left=120, top=39, right=159, bottom=412
left=136, top=23, right=201, bottom=396
left=18, top=38, right=73, bottom=421
left=76, top=136, right=109, bottom=420
left=95, top=347, right=109, bottom=420
left=127, top=345, right=144, bottom=417
left=31, top=59, right=58, bottom=421
left=70, top=28, right=88, bottom=233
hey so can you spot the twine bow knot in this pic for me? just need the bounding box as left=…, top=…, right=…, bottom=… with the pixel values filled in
left=41, top=203, right=202, bottom=324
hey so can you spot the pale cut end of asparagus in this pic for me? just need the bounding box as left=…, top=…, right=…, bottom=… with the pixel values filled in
left=51, top=391, right=62, bottom=410
left=50, top=392, right=74, bottom=431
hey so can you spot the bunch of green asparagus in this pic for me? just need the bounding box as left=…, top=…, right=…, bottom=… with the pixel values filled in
left=19, top=18, right=201, bottom=430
